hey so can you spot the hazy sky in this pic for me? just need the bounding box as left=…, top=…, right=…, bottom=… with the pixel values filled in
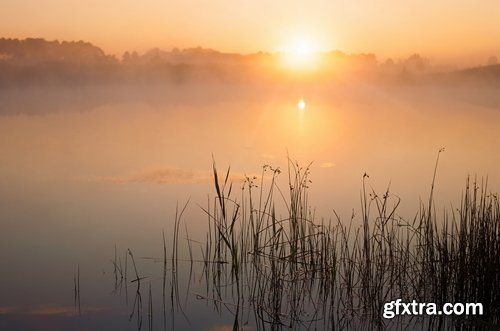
left=1, top=0, right=500, bottom=64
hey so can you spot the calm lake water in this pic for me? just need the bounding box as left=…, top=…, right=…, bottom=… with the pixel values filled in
left=0, top=81, right=499, bottom=330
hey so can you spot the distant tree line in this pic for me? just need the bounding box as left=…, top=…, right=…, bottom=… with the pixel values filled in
left=0, top=38, right=116, bottom=64
left=0, top=38, right=498, bottom=86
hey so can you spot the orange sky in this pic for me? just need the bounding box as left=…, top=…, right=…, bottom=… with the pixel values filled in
left=1, top=1, right=499, bottom=64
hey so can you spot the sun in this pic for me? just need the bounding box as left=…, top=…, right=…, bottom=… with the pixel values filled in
left=280, top=36, right=320, bottom=70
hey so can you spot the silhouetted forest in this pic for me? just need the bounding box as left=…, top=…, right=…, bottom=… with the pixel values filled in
left=0, top=37, right=499, bottom=87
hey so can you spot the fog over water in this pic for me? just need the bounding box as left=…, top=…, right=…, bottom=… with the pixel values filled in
left=0, top=76, right=499, bottom=329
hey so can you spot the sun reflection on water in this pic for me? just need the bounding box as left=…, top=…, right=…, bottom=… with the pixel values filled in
left=297, top=98, right=306, bottom=111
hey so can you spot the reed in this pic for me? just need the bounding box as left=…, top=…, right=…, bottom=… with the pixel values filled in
left=128, top=248, right=144, bottom=330
left=73, top=264, right=81, bottom=316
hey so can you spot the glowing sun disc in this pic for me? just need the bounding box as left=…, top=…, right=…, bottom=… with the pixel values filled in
left=281, top=35, right=321, bottom=70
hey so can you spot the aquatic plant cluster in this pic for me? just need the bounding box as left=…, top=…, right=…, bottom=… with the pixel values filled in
left=109, top=156, right=500, bottom=330
left=197, top=157, right=499, bottom=330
